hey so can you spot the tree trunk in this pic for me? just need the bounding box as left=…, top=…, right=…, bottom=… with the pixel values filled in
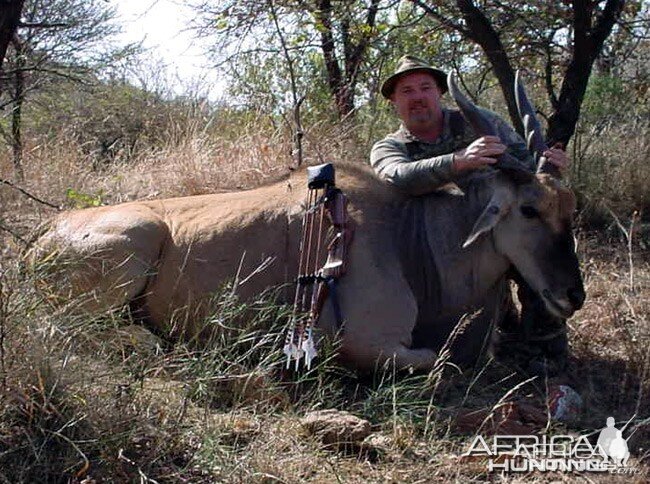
left=546, top=54, right=593, bottom=146
left=334, top=86, right=355, bottom=119
left=416, top=0, right=626, bottom=146
left=11, top=36, right=24, bottom=180
left=0, top=0, right=24, bottom=71
left=456, top=0, right=523, bottom=135
left=546, top=0, right=625, bottom=145
left=315, top=0, right=378, bottom=119
left=316, top=0, right=344, bottom=117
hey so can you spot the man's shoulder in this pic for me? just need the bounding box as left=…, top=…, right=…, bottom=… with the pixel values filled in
left=373, top=127, right=410, bottom=147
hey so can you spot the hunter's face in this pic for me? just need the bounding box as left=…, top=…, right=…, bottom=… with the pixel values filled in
left=390, top=71, right=442, bottom=133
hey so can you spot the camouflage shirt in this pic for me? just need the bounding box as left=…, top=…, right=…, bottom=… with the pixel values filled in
left=370, top=108, right=535, bottom=196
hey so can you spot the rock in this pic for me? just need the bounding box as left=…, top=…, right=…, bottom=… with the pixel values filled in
left=114, top=325, right=164, bottom=355
left=548, top=384, right=582, bottom=422
left=360, top=433, right=392, bottom=460
left=301, top=409, right=372, bottom=447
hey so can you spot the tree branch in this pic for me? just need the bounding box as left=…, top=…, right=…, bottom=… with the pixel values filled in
left=548, top=0, right=626, bottom=144
left=345, top=0, right=380, bottom=96
left=410, top=0, right=468, bottom=35
left=543, top=36, right=559, bottom=109
left=572, top=0, right=593, bottom=60
left=17, top=21, right=69, bottom=29
left=590, top=0, right=627, bottom=52
left=455, top=0, right=523, bottom=134
left=0, top=220, right=28, bottom=246
left=0, top=0, right=25, bottom=72
left=315, top=0, right=346, bottom=115
left=0, top=178, right=60, bottom=210
left=268, top=0, right=304, bottom=167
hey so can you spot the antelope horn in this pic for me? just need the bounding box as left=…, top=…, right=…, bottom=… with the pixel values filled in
left=447, top=73, right=497, bottom=138
left=447, top=73, right=534, bottom=181
left=514, top=71, right=562, bottom=179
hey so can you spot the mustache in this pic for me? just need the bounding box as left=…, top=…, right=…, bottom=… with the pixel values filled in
left=408, top=100, right=429, bottom=109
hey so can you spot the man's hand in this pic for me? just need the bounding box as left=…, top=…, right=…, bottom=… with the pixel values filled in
left=452, top=135, right=506, bottom=173
left=541, top=144, right=569, bottom=171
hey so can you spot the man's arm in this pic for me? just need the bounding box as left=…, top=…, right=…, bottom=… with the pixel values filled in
left=370, top=138, right=455, bottom=196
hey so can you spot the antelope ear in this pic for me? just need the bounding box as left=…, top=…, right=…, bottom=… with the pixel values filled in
left=463, top=191, right=511, bottom=248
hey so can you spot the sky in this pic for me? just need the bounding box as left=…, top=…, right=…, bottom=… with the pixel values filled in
left=113, top=0, right=224, bottom=99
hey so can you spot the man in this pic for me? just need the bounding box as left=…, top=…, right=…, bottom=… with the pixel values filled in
left=370, top=55, right=570, bottom=376
left=371, top=55, right=567, bottom=195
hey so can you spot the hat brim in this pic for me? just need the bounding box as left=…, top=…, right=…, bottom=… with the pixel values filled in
left=381, top=67, right=448, bottom=99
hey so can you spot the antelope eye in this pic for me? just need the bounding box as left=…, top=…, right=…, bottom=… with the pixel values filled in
left=520, top=206, right=539, bottom=219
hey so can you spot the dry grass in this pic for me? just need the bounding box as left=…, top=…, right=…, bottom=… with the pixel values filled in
left=0, top=236, right=648, bottom=482
left=0, top=112, right=368, bottom=257
left=571, top=117, right=650, bottom=224
left=568, top=232, right=650, bottom=431
left=0, top=113, right=649, bottom=482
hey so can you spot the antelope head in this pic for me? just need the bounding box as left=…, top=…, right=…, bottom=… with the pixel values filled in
left=449, top=72, right=585, bottom=318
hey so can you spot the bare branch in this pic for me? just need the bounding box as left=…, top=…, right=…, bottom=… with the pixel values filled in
left=409, top=0, right=468, bottom=35
left=0, top=178, right=60, bottom=210
left=543, top=38, right=559, bottom=109
left=268, top=0, right=304, bottom=167
left=17, top=22, right=69, bottom=29
left=0, top=0, right=25, bottom=72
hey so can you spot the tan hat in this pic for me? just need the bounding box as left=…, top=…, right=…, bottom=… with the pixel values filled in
left=380, top=55, right=448, bottom=99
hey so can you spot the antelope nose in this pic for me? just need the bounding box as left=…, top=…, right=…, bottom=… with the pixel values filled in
left=567, top=286, right=585, bottom=310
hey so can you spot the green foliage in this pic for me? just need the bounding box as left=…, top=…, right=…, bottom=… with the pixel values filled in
left=65, top=187, right=103, bottom=208
left=582, top=75, right=630, bottom=122
left=163, top=282, right=351, bottom=412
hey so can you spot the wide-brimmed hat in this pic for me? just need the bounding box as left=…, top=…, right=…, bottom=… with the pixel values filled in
left=380, top=55, right=448, bottom=99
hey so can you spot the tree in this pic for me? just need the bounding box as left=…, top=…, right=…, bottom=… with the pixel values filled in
left=191, top=0, right=398, bottom=119
left=410, top=0, right=642, bottom=146
left=0, top=0, right=131, bottom=178
left=312, top=0, right=381, bottom=117
left=0, top=0, right=24, bottom=73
